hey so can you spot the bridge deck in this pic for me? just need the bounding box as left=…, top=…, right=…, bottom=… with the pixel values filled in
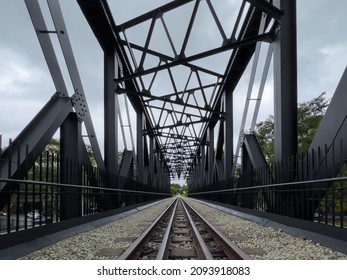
left=1, top=198, right=346, bottom=260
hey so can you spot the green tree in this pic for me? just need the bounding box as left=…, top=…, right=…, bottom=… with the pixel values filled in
left=297, top=92, right=329, bottom=153
left=181, top=184, right=188, bottom=197
left=254, top=115, right=275, bottom=163
left=170, top=183, right=182, bottom=196
left=255, top=92, right=329, bottom=164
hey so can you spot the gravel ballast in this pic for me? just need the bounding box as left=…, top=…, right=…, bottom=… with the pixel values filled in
left=186, top=199, right=347, bottom=260
left=20, top=198, right=175, bottom=260
left=19, top=197, right=347, bottom=260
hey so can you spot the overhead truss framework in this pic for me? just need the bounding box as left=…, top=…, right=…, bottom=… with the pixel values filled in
left=0, top=0, right=284, bottom=194
left=78, top=0, right=283, bottom=181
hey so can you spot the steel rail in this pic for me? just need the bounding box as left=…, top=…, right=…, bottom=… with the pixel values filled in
left=156, top=199, right=178, bottom=260
left=118, top=199, right=177, bottom=260
left=118, top=197, right=249, bottom=260
left=183, top=199, right=250, bottom=260
left=181, top=198, right=214, bottom=259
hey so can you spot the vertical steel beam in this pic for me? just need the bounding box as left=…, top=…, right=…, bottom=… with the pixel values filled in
left=215, top=120, right=224, bottom=181
left=223, top=90, right=233, bottom=179
left=158, top=160, right=164, bottom=190
left=207, top=124, right=215, bottom=184
left=240, top=143, right=255, bottom=208
left=143, top=136, right=150, bottom=185
left=194, top=158, right=200, bottom=188
left=104, top=51, right=118, bottom=174
left=60, top=113, right=82, bottom=220
left=137, top=112, right=145, bottom=183
left=149, top=134, right=155, bottom=187
left=241, top=143, right=253, bottom=183
left=200, top=146, right=206, bottom=187
left=273, top=0, right=298, bottom=163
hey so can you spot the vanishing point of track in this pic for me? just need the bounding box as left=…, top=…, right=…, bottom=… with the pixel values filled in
left=118, top=198, right=250, bottom=260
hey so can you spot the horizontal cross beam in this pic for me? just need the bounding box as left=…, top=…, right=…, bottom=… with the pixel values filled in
left=114, top=32, right=274, bottom=83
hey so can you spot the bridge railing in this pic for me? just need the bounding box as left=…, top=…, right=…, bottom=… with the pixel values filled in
left=191, top=176, right=347, bottom=230
left=0, top=143, right=169, bottom=241
left=190, top=137, right=347, bottom=229
left=0, top=176, right=168, bottom=237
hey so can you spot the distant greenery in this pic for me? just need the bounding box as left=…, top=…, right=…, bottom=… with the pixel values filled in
left=170, top=183, right=188, bottom=197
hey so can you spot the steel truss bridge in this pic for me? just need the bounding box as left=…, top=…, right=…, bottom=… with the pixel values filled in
left=1, top=0, right=347, bottom=248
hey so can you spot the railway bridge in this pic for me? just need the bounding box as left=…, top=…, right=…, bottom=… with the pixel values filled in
left=0, top=0, right=347, bottom=259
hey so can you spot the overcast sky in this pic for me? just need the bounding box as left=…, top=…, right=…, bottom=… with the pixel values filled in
left=1, top=0, right=347, bottom=183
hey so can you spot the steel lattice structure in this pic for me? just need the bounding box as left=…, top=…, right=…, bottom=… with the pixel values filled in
left=0, top=0, right=347, bottom=247
left=77, top=0, right=284, bottom=184
left=1, top=0, right=347, bottom=229
left=0, top=0, right=292, bottom=195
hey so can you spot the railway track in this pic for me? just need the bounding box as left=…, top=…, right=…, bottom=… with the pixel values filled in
left=118, top=198, right=250, bottom=260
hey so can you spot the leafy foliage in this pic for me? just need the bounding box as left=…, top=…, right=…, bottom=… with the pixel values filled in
left=170, top=183, right=181, bottom=196
left=255, top=92, right=329, bottom=164
left=297, top=92, right=329, bottom=153
left=254, top=115, right=274, bottom=163
left=170, top=183, right=188, bottom=197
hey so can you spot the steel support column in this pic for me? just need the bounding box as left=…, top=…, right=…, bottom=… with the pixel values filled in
left=60, top=113, right=82, bottom=220
left=273, top=0, right=298, bottom=164
left=207, top=124, right=215, bottom=185
left=215, top=120, right=224, bottom=181
left=197, top=157, right=202, bottom=189
left=157, top=159, right=164, bottom=190
left=158, top=152, right=168, bottom=191
left=200, top=146, right=206, bottom=187
left=240, top=142, right=255, bottom=208
left=104, top=50, right=118, bottom=174
left=137, top=112, right=145, bottom=183
left=223, top=89, right=234, bottom=179
left=149, top=134, right=155, bottom=187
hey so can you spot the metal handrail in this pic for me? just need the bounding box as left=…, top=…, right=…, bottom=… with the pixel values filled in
left=0, top=177, right=169, bottom=196
left=190, top=175, right=347, bottom=195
